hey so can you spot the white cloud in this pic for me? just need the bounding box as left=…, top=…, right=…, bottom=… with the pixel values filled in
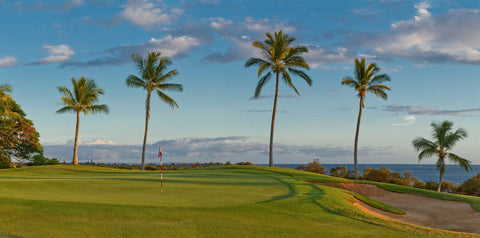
left=392, top=115, right=416, bottom=126
left=202, top=17, right=297, bottom=63
left=382, top=104, right=480, bottom=116
left=61, top=35, right=201, bottom=67
left=374, top=1, right=480, bottom=64
left=209, top=17, right=233, bottom=31
left=120, top=0, right=182, bottom=29
left=32, top=44, right=74, bottom=65
left=65, top=139, right=116, bottom=145
left=243, top=17, right=296, bottom=35
left=0, top=56, right=17, bottom=68
left=305, top=46, right=355, bottom=69
left=82, top=139, right=117, bottom=145
left=45, top=136, right=392, bottom=164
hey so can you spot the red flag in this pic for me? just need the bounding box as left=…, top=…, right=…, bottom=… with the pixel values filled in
left=158, top=146, right=162, bottom=157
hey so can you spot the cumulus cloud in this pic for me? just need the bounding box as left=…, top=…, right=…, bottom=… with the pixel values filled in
left=382, top=104, right=480, bottom=116
left=31, top=44, right=74, bottom=65
left=392, top=115, right=416, bottom=126
left=0, top=56, right=17, bottom=68
left=201, top=17, right=296, bottom=63
left=60, top=35, right=201, bottom=67
left=65, top=139, right=116, bottom=145
left=44, top=136, right=392, bottom=164
left=15, top=0, right=84, bottom=12
left=305, top=46, right=356, bottom=69
left=119, top=0, right=182, bottom=29
left=373, top=2, right=480, bottom=64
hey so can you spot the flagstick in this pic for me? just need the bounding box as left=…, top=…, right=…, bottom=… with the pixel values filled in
left=160, top=154, right=163, bottom=192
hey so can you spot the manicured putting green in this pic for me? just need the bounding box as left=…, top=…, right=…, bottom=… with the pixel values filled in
left=0, top=165, right=288, bottom=207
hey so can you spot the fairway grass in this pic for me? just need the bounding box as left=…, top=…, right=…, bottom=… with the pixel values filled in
left=0, top=165, right=478, bottom=237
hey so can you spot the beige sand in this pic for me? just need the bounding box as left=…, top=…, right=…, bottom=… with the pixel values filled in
left=310, top=182, right=480, bottom=234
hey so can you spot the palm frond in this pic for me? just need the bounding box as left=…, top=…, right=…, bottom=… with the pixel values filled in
left=56, top=106, right=77, bottom=114
left=156, top=90, right=179, bottom=109
left=288, top=68, right=312, bottom=86
left=444, top=127, right=468, bottom=151
left=245, top=57, right=268, bottom=68
left=126, top=75, right=146, bottom=89
left=254, top=72, right=272, bottom=98
left=412, top=137, right=437, bottom=150
left=341, top=77, right=359, bottom=89
left=84, top=104, right=109, bottom=115
left=157, top=83, right=183, bottom=92
left=158, top=69, right=179, bottom=83
left=282, top=71, right=300, bottom=95
left=370, top=74, right=391, bottom=85
left=448, top=153, right=471, bottom=172
left=367, top=86, right=389, bottom=100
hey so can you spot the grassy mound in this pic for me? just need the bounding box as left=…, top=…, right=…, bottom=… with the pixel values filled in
left=0, top=165, right=477, bottom=237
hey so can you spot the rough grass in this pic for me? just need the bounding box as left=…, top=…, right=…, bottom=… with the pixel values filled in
left=0, top=165, right=478, bottom=238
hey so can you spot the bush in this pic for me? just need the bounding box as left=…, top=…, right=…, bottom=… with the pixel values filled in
left=0, top=154, right=11, bottom=169
left=296, top=159, right=326, bottom=175
left=362, top=166, right=420, bottom=186
left=457, top=173, right=480, bottom=196
left=236, top=161, right=253, bottom=165
left=31, top=154, right=59, bottom=166
left=425, top=181, right=438, bottom=190
left=423, top=180, right=457, bottom=193
left=330, top=166, right=348, bottom=178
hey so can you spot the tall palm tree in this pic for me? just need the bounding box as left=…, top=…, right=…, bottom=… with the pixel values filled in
left=245, top=30, right=312, bottom=167
left=341, top=58, right=390, bottom=179
left=412, top=121, right=471, bottom=192
left=126, top=51, right=183, bottom=171
left=57, top=77, right=109, bottom=165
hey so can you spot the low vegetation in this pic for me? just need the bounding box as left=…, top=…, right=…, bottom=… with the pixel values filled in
left=297, top=160, right=479, bottom=196
left=0, top=165, right=478, bottom=237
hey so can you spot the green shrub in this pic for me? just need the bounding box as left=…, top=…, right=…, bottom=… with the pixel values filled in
left=236, top=162, right=253, bottom=165
left=31, top=154, right=59, bottom=166
left=330, top=166, right=348, bottom=178
left=296, top=159, right=327, bottom=175
left=0, top=154, right=11, bottom=169
left=457, top=173, right=480, bottom=196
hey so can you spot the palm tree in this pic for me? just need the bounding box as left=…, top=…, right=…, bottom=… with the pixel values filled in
left=412, top=121, right=471, bottom=192
left=341, top=58, right=391, bottom=179
left=245, top=31, right=312, bottom=167
left=57, top=77, right=109, bottom=165
left=126, top=51, right=183, bottom=171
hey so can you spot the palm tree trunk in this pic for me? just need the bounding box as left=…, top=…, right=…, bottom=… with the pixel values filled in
left=353, top=96, right=364, bottom=180
left=269, top=72, right=280, bottom=167
left=72, top=111, right=80, bottom=165
left=141, top=92, right=151, bottom=171
left=437, top=163, right=444, bottom=192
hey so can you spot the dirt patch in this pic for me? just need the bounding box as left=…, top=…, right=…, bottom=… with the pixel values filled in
left=310, top=182, right=480, bottom=234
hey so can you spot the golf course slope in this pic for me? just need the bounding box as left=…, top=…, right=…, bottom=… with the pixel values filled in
left=0, top=165, right=478, bottom=238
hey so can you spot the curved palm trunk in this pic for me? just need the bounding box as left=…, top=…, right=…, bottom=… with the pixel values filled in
left=269, top=72, right=280, bottom=167
left=141, top=92, right=151, bottom=171
left=353, top=96, right=364, bottom=180
left=72, top=111, right=80, bottom=165
left=437, top=161, right=444, bottom=192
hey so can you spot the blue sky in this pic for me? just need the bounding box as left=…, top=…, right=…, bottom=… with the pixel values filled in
left=1, top=0, right=480, bottom=165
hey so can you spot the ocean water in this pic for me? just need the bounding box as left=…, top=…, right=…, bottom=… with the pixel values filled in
left=261, top=164, right=480, bottom=185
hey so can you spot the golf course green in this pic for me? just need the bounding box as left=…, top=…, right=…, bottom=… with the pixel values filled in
left=0, top=165, right=478, bottom=237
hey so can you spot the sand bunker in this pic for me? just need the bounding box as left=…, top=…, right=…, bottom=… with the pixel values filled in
left=311, top=182, right=480, bottom=234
